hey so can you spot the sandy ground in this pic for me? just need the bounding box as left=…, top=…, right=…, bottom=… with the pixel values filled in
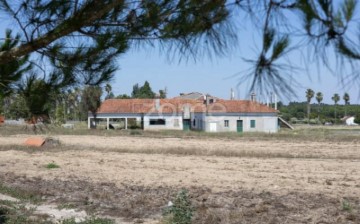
left=0, top=134, right=360, bottom=223
left=1, top=134, right=360, bottom=158
left=0, top=134, right=359, bottom=197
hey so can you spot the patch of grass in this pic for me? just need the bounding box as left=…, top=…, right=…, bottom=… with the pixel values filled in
left=342, top=200, right=352, bottom=211
left=0, top=183, right=41, bottom=203
left=2, top=143, right=358, bottom=160
left=0, top=200, right=46, bottom=224
left=162, top=189, right=194, bottom=224
left=57, top=203, right=77, bottom=210
left=45, top=162, right=60, bottom=169
left=61, top=217, right=114, bottom=224
left=130, top=130, right=142, bottom=135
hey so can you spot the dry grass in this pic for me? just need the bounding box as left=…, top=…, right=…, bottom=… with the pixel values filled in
left=1, top=124, right=360, bottom=143
left=0, top=142, right=358, bottom=160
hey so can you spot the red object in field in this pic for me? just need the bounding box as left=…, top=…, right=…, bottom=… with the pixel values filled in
left=0, top=116, right=4, bottom=124
left=24, top=137, right=46, bottom=147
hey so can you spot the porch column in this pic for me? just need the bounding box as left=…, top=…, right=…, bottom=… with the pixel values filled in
left=125, top=118, right=128, bottom=129
left=106, top=118, right=110, bottom=130
left=88, top=117, right=91, bottom=129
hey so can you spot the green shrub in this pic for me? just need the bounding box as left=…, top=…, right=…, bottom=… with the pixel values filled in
left=354, top=116, right=360, bottom=124
left=309, top=119, right=318, bottom=124
left=342, top=200, right=352, bottom=211
left=163, top=189, right=194, bottom=224
left=290, top=117, right=297, bottom=124
left=45, top=162, right=60, bottom=169
left=0, top=202, right=36, bottom=224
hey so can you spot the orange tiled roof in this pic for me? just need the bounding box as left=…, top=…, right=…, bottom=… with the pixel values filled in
left=97, top=99, right=278, bottom=114
left=207, top=100, right=278, bottom=113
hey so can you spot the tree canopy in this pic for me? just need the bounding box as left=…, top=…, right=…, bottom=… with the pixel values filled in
left=0, top=0, right=360, bottom=98
left=0, top=30, right=31, bottom=98
left=0, top=0, right=232, bottom=67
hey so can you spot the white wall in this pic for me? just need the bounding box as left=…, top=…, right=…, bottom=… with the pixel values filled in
left=204, top=115, right=278, bottom=133
left=346, top=117, right=358, bottom=126
left=143, top=115, right=183, bottom=130
left=90, top=113, right=278, bottom=133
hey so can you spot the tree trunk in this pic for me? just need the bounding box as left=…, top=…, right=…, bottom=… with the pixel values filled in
left=92, top=113, right=97, bottom=129
left=345, top=105, right=347, bottom=117
left=307, top=102, right=310, bottom=125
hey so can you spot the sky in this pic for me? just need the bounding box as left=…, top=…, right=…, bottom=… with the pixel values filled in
left=114, top=44, right=359, bottom=104
left=0, top=2, right=359, bottom=105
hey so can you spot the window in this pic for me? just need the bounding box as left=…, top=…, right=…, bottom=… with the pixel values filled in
left=250, top=120, right=256, bottom=128
left=224, top=120, right=229, bottom=127
left=193, top=119, right=196, bottom=126
left=174, top=119, right=179, bottom=127
left=150, top=119, right=166, bottom=125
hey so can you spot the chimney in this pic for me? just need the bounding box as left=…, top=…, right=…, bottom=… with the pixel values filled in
left=274, top=94, right=277, bottom=110
left=155, top=99, right=160, bottom=110
left=250, top=92, right=256, bottom=102
left=230, top=88, right=235, bottom=100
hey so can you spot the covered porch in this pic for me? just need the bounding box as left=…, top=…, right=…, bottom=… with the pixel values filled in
left=88, top=113, right=143, bottom=130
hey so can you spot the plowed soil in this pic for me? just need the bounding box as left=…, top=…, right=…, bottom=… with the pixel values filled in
left=0, top=134, right=359, bottom=223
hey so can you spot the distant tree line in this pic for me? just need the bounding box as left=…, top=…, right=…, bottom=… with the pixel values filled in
left=279, top=90, right=360, bottom=124
left=0, top=80, right=167, bottom=124
left=0, top=86, right=100, bottom=124
left=105, top=81, right=167, bottom=100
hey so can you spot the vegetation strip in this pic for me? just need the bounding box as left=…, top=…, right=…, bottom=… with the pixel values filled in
left=0, top=144, right=359, bottom=161
left=0, top=174, right=359, bottom=224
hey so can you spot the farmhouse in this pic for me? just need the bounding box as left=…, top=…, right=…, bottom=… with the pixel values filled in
left=89, top=97, right=279, bottom=133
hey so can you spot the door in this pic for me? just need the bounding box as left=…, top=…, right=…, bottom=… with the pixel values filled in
left=209, top=122, right=217, bottom=132
left=237, top=120, right=243, bottom=133
left=183, top=119, right=191, bottom=131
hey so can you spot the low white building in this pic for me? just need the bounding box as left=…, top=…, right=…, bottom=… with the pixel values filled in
left=341, top=116, right=358, bottom=126
left=89, top=98, right=279, bottom=133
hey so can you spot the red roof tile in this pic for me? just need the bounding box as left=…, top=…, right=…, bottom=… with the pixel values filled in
left=97, top=99, right=277, bottom=114
left=208, top=100, right=278, bottom=113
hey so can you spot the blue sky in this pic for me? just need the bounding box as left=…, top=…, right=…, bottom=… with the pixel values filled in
left=1, top=4, right=359, bottom=105
left=115, top=45, right=360, bottom=104
left=113, top=7, right=360, bottom=105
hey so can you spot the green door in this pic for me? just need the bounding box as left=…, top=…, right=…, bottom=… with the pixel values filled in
left=237, top=120, right=243, bottom=133
left=183, top=119, right=191, bottom=131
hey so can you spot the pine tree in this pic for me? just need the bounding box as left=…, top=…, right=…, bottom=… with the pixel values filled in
left=0, top=30, right=31, bottom=98
left=81, top=86, right=102, bottom=128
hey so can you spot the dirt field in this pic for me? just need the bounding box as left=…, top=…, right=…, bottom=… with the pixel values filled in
left=0, top=132, right=359, bottom=223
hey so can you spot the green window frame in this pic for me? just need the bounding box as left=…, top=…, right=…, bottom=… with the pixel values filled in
left=250, top=120, right=256, bottom=128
